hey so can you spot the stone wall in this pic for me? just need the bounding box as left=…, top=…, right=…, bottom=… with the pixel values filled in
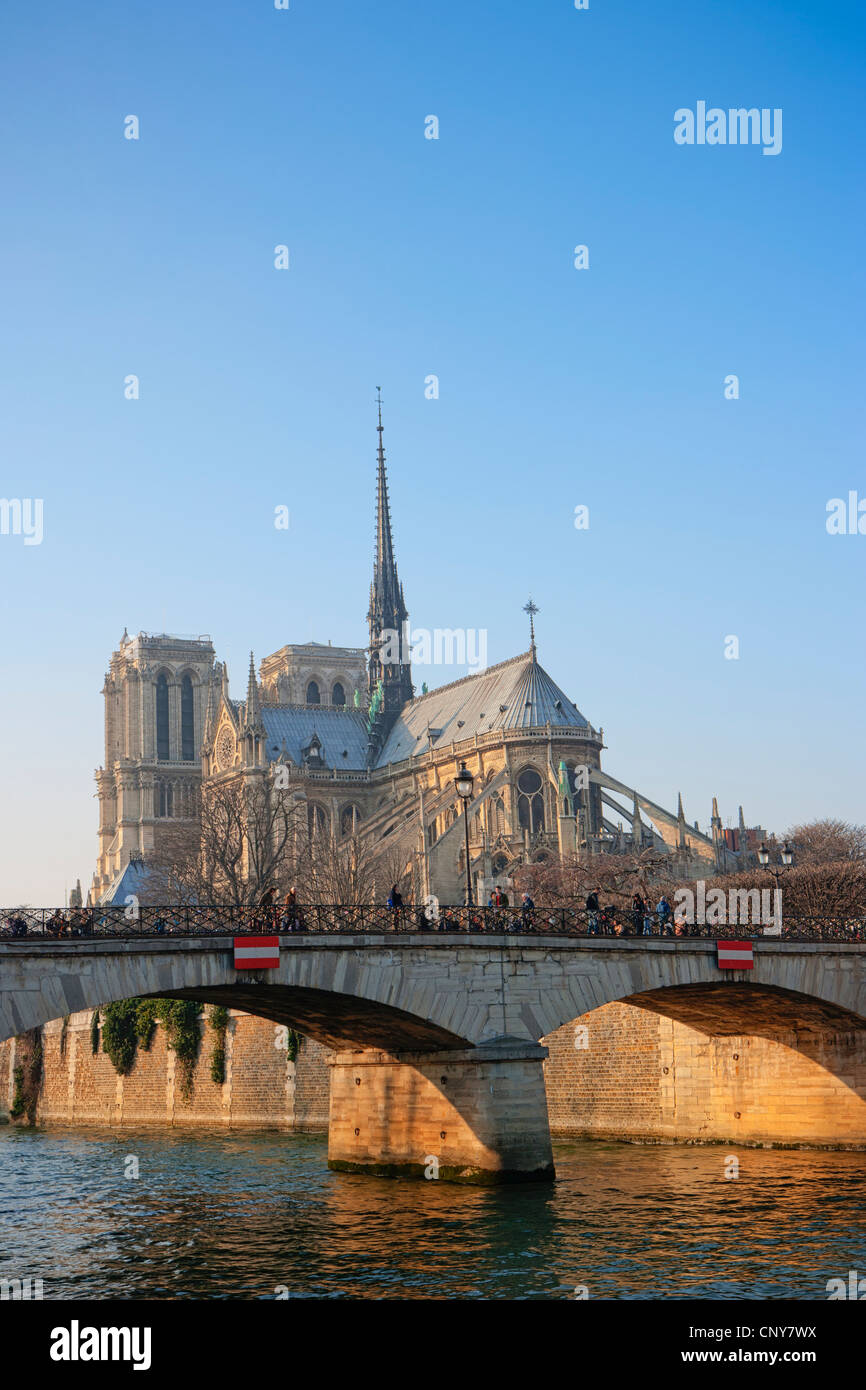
left=328, top=1042, right=554, bottom=1182
left=0, top=1011, right=330, bottom=1131
left=2, top=1003, right=865, bottom=1148
left=542, top=1002, right=866, bottom=1148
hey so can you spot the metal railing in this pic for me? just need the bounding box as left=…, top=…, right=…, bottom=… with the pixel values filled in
left=1, top=905, right=864, bottom=942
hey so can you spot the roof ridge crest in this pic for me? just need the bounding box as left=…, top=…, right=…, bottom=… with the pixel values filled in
left=410, top=650, right=532, bottom=704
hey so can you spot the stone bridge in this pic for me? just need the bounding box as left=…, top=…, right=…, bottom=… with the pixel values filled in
left=2, top=935, right=864, bottom=1184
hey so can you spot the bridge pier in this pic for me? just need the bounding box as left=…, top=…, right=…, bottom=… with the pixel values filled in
left=327, top=1040, right=555, bottom=1185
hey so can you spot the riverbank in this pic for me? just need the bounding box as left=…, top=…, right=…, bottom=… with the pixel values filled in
left=2, top=1003, right=864, bottom=1147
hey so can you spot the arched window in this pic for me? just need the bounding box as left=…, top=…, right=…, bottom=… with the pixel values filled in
left=517, top=767, right=545, bottom=833
left=157, top=781, right=173, bottom=818
left=156, top=675, right=169, bottom=761
left=181, top=675, right=195, bottom=761
left=492, top=793, right=507, bottom=836
left=332, top=682, right=346, bottom=706
left=306, top=681, right=320, bottom=705
left=308, top=803, right=328, bottom=838
left=340, top=804, right=362, bottom=837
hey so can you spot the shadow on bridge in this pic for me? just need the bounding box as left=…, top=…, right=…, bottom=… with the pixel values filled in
left=161, top=983, right=469, bottom=1052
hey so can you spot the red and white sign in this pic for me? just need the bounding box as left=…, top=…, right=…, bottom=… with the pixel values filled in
left=234, top=935, right=280, bottom=970
left=717, top=940, right=754, bottom=970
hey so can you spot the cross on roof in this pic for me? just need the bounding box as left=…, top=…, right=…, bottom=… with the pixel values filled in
left=523, top=598, right=539, bottom=655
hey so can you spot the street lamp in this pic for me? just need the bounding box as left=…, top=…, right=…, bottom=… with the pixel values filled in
left=758, top=842, right=795, bottom=886
left=754, top=842, right=795, bottom=936
left=455, top=761, right=474, bottom=907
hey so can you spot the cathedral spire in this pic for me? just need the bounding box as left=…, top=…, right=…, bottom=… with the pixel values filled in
left=632, top=791, right=643, bottom=846
left=374, top=388, right=398, bottom=588
left=367, top=391, right=412, bottom=719
left=244, top=651, right=263, bottom=731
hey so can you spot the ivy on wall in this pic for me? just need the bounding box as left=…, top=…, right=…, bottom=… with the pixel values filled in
left=153, top=1000, right=202, bottom=1100
left=96, top=999, right=203, bottom=1100
left=9, top=1066, right=25, bottom=1119
left=90, top=1010, right=100, bottom=1054
left=101, top=1001, right=139, bottom=1074
left=135, top=1000, right=159, bottom=1050
left=209, top=1006, right=229, bottom=1085
left=10, top=1029, right=43, bottom=1124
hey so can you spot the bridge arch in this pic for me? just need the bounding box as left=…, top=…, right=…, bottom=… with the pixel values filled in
left=2, top=936, right=864, bottom=1055
left=0, top=939, right=475, bottom=1053
left=510, top=940, right=866, bottom=1043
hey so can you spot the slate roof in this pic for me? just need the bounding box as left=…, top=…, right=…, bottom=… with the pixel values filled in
left=98, top=856, right=156, bottom=907
left=261, top=706, right=369, bottom=770
left=375, top=652, right=592, bottom=766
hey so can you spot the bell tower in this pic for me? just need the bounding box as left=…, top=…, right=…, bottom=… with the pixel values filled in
left=92, top=631, right=217, bottom=901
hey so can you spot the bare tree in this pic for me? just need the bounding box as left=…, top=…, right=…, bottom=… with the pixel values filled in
left=142, top=773, right=416, bottom=908
left=511, top=848, right=670, bottom=911
left=144, top=777, right=307, bottom=906
left=649, top=860, right=866, bottom=920
left=300, top=820, right=416, bottom=905
left=784, top=819, right=866, bottom=866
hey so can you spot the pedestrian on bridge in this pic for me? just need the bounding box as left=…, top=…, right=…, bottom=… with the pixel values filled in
left=48, top=909, right=66, bottom=939
left=387, top=885, right=403, bottom=929
left=630, top=894, right=645, bottom=936
left=585, top=889, right=601, bottom=934
left=280, top=888, right=299, bottom=933
left=520, top=892, right=535, bottom=933
left=258, top=886, right=277, bottom=932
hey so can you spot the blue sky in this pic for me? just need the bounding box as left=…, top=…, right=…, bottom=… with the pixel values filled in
left=1, top=0, right=863, bottom=903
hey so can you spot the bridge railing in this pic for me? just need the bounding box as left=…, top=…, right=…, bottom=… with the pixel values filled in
left=1, top=905, right=865, bottom=942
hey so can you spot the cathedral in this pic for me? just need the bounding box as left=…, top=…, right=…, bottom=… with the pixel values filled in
left=91, top=407, right=762, bottom=907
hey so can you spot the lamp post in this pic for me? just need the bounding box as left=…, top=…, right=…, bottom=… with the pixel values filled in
left=757, top=842, right=795, bottom=919
left=455, top=761, right=475, bottom=908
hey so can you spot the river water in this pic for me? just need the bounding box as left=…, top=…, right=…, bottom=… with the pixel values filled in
left=0, top=1127, right=863, bottom=1300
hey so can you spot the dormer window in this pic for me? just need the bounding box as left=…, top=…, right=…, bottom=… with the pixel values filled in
left=302, top=733, right=325, bottom=767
